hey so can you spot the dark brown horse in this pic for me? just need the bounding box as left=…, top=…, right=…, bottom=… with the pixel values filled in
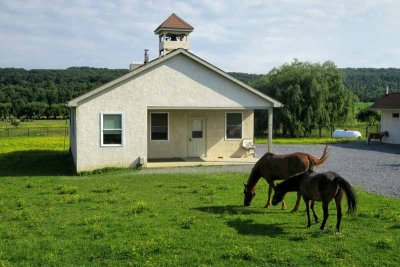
left=272, top=170, right=356, bottom=232
left=243, top=145, right=328, bottom=211
left=368, top=131, right=389, bottom=145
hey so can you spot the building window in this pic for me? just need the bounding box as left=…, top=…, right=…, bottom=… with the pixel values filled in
left=226, top=112, right=242, bottom=140
left=151, top=113, right=168, bottom=140
left=393, top=113, right=399, bottom=118
left=101, top=113, right=123, bottom=146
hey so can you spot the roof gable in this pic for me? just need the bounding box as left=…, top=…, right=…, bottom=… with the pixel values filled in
left=370, top=93, right=400, bottom=110
left=154, top=13, right=193, bottom=33
left=67, top=49, right=282, bottom=108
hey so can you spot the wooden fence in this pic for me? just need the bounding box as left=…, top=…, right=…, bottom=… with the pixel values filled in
left=0, top=127, right=69, bottom=138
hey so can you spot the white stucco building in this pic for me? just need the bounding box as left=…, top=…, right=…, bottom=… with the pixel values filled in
left=370, top=92, right=400, bottom=144
left=67, top=13, right=282, bottom=172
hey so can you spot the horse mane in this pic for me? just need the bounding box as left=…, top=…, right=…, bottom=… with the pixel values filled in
left=277, top=171, right=310, bottom=192
left=246, top=162, right=262, bottom=189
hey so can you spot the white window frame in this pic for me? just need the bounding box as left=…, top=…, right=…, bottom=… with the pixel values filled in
left=100, top=112, right=125, bottom=147
left=150, top=112, right=169, bottom=141
left=225, top=112, right=243, bottom=140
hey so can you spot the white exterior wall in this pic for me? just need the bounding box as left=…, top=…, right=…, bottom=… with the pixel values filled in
left=74, top=54, right=272, bottom=172
left=69, top=108, right=77, bottom=167
left=380, top=109, right=400, bottom=144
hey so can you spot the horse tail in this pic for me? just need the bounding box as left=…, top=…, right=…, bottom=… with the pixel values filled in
left=336, top=176, right=357, bottom=214
left=307, top=145, right=329, bottom=169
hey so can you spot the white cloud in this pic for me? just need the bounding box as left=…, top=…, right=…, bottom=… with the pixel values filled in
left=0, top=0, right=399, bottom=72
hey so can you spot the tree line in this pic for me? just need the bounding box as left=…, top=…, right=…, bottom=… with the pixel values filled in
left=249, top=60, right=358, bottom=137
left=230, top=68, right=400, bottom=102
left=0, top=67, right=128, bottom=120
left=0, top=64, right=392, bottom=136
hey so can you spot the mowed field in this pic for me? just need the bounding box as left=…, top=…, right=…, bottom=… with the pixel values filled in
left=0, top=120, right=69, bottom=138
left=1, top=136, right=400, bottom=266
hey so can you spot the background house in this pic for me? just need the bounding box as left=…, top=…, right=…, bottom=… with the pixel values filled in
left=370, top=91, right=400, bottom=144
left=67, top=14, right=281, bottom=172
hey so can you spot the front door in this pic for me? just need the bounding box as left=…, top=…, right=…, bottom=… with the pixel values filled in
left=188, top=117, right=206, bottom=157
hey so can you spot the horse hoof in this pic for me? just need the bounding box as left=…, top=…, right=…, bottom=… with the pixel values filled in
left=290, top=208, right=298, bottom=213
left=307, top=225, right=311, bottom=228
left=264, top=204, right=270, bottom=208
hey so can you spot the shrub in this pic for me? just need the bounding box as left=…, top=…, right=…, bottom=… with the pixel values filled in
left=10, top=118, right=20, bottom=126
left=356, top=109, right=380, bottom=125
left=131, top=201, right=149, bottom=215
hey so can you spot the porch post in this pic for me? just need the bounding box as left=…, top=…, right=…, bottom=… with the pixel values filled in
left=268, top=108, right=273, bottom=152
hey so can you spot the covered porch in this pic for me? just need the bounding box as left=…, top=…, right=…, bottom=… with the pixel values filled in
left=146, top=108, right=274, bottom=163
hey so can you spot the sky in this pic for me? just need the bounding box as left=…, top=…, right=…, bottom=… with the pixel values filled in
left=0, top=0, right=399, bottom=74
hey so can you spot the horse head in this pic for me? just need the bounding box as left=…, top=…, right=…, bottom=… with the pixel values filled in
left=243, top=183, right=256, bottom=206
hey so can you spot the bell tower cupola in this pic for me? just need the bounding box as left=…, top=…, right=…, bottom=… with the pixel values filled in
left=154, top=13, right=194, bottom=57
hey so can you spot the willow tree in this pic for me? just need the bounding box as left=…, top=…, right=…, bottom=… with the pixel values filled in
left=253, top=60, right=357, bottom=137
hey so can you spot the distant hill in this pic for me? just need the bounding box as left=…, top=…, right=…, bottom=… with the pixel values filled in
left=341, top=68, right=400, bottom=102
left=227, top=72, right=263, bottom=85
left=0, top=67, right=129, bottom=105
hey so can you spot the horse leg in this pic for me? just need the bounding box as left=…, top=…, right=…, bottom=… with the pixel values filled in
left=311, top=200, right=319, bottom=223
left=304, top=198, right=311, bottom=228
left=320, top=201, right=329, bottom=230
left=265, top=182, right=273, bottom=208
left=291, top=191, right=301, bottom=212
left=281, top=196, right=287, bottom=210
left=334, top=191, right=343, bottom=232
left=274, top=181, right=287, bottom=210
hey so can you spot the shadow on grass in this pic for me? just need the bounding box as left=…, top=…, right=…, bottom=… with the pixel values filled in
left=389, top=224, right=400, bottom=230
left=0, top=150, right=74, bottom=176
left=227, top=218, right=285, bottom=237
left=193, top=205, right=266, bottom=215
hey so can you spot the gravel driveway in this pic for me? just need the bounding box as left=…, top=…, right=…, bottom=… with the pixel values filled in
left=140, top=142, right=400, bottom=198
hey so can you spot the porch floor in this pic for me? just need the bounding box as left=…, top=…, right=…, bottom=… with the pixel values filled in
left=145, top=157, right=258, bottom=168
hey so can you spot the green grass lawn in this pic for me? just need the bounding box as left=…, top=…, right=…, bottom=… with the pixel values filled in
left=255, top=137, right=366, bottom=145
left=0, top=136, right=69, bottom=153
left=355, top=102, right=373, bottom=112
left=0, top=119, right=68, bottom=128
left=0, top=136, right=71, bottom=176
left=0, top=171, right=399, bottom=266
left=0, top=136, right=399, bottom=266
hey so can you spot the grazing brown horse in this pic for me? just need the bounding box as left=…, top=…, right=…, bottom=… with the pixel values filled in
left=368, top=131, right=389, bottom=145
left=272, top=170, right=356, bottom=232
left=243, top=145, right=328, bottom=211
